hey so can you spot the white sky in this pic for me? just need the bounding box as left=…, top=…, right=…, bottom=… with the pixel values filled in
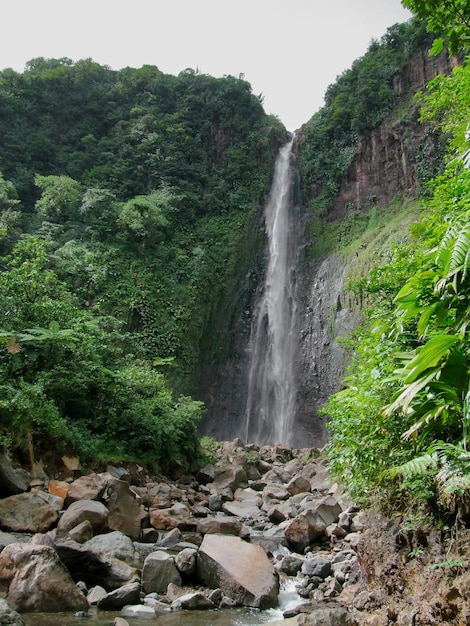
left=1, top=1, right=412, bottom=131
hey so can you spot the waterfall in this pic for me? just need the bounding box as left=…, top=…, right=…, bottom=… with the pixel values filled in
left=244, top=137, right=300, bottom=445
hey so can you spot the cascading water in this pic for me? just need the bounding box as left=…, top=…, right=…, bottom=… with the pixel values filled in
left=244, top=136, right=300, bottom=445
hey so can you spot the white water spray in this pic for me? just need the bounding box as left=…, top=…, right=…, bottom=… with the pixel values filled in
left=244, top=137, right=299, bottom=445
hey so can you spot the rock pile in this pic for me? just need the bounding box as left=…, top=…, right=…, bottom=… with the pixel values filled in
left=0, top=441, right=366, bottom=625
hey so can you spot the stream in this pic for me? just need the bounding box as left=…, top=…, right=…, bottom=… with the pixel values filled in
left=21, top=578, right=302, bottom=626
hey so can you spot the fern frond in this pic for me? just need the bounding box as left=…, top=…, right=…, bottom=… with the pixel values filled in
left=385, top=453, right=438, bottom=480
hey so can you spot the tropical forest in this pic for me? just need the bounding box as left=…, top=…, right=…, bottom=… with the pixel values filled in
left=1, top=0, right=470, bottom=623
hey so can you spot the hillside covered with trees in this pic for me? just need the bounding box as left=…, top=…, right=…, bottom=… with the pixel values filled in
left=1, top=0, right=469, bottom=535
left=0, top=62, right=285, bottom=469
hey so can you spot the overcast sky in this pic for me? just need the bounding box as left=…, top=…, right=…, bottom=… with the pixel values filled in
left=2, top=1, right=412, bottom=131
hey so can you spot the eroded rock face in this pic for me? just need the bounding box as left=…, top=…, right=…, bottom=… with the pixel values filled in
left=0, top=544, right=88, bottom=612
left=197, top=533, right=279, bottom=609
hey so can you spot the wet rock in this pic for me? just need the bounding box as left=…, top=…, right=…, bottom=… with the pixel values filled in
left=171, top=591, right=215, bottom=610
left=302, top=555, right=332, bottom=579
left=96, top=582, right=141, bottom=610
left=279, top=554, right=304, bottom=576
left=121, top=605, right=156, bottom=619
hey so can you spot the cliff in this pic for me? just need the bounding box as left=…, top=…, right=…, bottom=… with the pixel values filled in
left=320, top=48, right=460, bottom=220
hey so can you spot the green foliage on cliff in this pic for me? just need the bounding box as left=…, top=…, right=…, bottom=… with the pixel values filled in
left=297, top=18, right=435, bottom=213
left=325, top=36, right=470, bottom=516
left=0, top=60, right=285, bottom=467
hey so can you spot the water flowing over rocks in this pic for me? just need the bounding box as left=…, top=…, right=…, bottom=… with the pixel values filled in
left=1, top=441, right=463, bottom=625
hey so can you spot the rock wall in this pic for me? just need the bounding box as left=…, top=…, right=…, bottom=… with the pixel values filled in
left=198, top=46, right=461, bottom=448
left=328, top=48, right=461, bottom=220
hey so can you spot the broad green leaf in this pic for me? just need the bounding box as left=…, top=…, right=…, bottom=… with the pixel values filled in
left=403, top=335, right=460, bottom=384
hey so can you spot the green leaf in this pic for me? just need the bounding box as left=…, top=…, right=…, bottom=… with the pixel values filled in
left=403, top=335, right=460, bottom=384
left=429, top=37, right=445, bottom=57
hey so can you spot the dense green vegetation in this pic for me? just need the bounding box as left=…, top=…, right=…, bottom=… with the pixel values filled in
left=297, top=18, right=437, bottom=215
left=325, top=2, right=470, bottom=520
left=0, top=61, right=285, bottom=468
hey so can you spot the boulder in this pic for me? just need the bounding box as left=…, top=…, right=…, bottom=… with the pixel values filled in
left=222, top=499, right=261, bottom=519
left=285, top=497, right=342, bottom=552
left=149, top=503, right=192, bottom=531
left=0, top=543, right=88, bottom=612
left=196, top=516, right=246, bottom=536
left=54, top=539, right=139, bottom=590
left=171, top=591, right=215, bottom=610
left=48, top=479, right=70, bottom=501
left=286, top=475, right=311, bottom=496
left=141, top=551, right=182, bottom=594
left=66, top=472, right=109, bottom=502
left=174, top=547, right=197, bottom=577
left=302, top=555, right=332, bottom=579
left=0, top=493, right=58, bottom=533
left=86, top=585, right=107, bottom=605
left=104, top=477, right=144, bottom=540
left=0, top=454, right=29, bottom=497
left=84, top=531, right=140, bottom=567
left=121, top=605, right=156, bottom=619
left=57, top=499, right=109, bottom=534
left=208, top=464, right=247, bottom=492
left=196, top=533, right=279, bottom=609
left=69, top=520, right=94, bottom=543
left=97, top=582, right=141, bottom=610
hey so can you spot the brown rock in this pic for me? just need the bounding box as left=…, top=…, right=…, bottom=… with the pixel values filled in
left=0, top=493, right=58, bottom=533
left=66, top=473, right=109, bottom=503
left=48, top=479, right=70, bottom=501
left=149, top=503, right=192, bottom=530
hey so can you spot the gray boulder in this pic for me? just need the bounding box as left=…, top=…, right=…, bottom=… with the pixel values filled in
left=0, top=454, right=29, bottom=497
left=142, top=551, right=182, bottom=594
left=104, top=477, right=144, bottom=540
left=96, top=582, right=141, bottom=610
left=0, top=543, right=88, bottom=613
left=57, top=499, right=109, bottom=534
left=196, top=533, right=279, bottom=609
left=84, top=531, right=140, bottom=567
left=0, top=492, right=59, bottom=533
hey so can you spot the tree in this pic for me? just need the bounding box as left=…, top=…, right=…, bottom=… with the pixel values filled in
left=34, top=174, right=82, bottom=222
left=402, top=0, right=470, bottom=54
left=116, top=187, right=175, bottom=247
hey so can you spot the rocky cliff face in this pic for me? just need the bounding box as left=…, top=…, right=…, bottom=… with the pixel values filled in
left=328, top=48, right=460, bottom=220
left=199, top=46, right=460, bottom=448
